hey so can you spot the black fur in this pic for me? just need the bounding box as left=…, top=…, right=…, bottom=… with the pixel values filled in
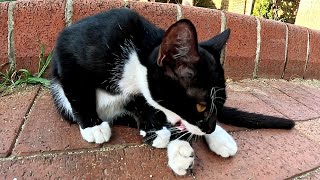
left=51, top=8, right=294, bottom=144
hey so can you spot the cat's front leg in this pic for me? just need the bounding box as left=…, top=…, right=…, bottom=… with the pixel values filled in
left=79, top=121, right=111, bottom=144
left=167, top=139, right=194, bottom=176
left=204, top=125, right=237, bottom=157
left=141, top=127, right=172, bottom=148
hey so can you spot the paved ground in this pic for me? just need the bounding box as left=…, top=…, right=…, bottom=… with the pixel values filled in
left=0, top=79, right=320, bottom=179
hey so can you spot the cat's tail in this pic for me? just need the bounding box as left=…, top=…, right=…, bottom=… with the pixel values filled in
left=219, top=107, right=295, bottom=129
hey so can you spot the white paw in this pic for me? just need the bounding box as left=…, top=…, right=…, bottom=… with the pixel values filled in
left=204, top=125, right=237, bottom=158
left=167, top=140, right=194, bottom=176
left=140, top=130, right=146, bottom=137
left=152, top=127, right=171, bottom=148
left=80, top=122, right=111, bottom=144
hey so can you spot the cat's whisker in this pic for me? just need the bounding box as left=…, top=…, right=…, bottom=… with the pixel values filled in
left=177, top=131, right=190, bottom=140
left=214, top=96, right=226, bottom=101
left=170, top=131, right=183, bottom=137
left=187, top=134, right=194, bottom=143
left=144, top=134, right=158, bottom=142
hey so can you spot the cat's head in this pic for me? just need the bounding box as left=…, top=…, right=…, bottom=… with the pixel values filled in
left=153, top=19, right=230, bottom=135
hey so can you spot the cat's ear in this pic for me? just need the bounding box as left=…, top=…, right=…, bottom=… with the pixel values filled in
left=200, top=28, right=230, bottom=52
left=157, top=19, right=200, bottom=67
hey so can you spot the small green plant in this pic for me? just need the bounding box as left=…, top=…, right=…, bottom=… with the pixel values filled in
left=0, top=45, right=53, bottom=94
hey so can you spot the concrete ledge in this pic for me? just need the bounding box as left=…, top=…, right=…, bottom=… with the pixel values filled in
left=0, top=0, right=320, bottom=80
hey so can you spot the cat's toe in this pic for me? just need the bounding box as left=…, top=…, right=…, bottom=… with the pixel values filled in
left=167, top=140, right=194, bottom=176
left=204, top=125, right=237, bottom=158
left=152, top=127, right=171, bottom=148
left=80, top=122, right=111, bottom=144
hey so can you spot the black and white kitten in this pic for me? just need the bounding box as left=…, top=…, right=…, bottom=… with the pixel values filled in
left=50, top=8, right=294, bottom=175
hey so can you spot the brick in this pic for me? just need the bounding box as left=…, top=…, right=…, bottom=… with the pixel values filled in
left=217, top=122, right=245, bottom=132
left=283, top=24, right=308, bottom=80
left=14, top=0, right=65, bottom=74
left=225, top=87, right=286, bottom=117
left=258, top=18, right=287, bottom=79
left=13, top=90, right=142, bottom=156
left=0, top=146, right=190, bottom=179
left=180, top=5, right=221, bottom=42
left=73, top=0, right=125, bottom=23
left=0, top=2, right=9, bottom=72
left=224, top=12, right=257, bottom=80
left=193, top=129, right=320, bottom=179
left=298, top=84, right=320, bottom=99
left=269, top=81, right=320, bottom=115
left=0, top=86, right=39, bottom=157
left=239, top=80, right=319, bottom=121
left=296, top=119, right=320, bottom=144
left=129, top=1, right=177, bottom=30
left=2, top=129, right=320, bottom=179
left=304, top=30, right=320, bottom=79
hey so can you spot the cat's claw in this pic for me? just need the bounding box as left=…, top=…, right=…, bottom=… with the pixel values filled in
left=80, top=122, right=111, bottom=144
left=167, top=140, right=194, bottom=176
left=204, top=125, right=237, bottom=157
left=152, top=127, right=171, bottom=148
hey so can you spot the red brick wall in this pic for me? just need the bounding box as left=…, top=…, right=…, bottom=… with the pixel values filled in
left=0, top=0, right=320, bottom=80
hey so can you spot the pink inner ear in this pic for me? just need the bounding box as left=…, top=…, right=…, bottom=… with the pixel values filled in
left=157, top=48, right=166, bottom=67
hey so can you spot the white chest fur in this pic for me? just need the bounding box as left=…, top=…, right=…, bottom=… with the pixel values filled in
left=96, top=51, right=182, bottom=125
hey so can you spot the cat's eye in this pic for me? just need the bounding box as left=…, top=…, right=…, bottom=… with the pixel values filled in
left=196, top=103, right=206, bottom=112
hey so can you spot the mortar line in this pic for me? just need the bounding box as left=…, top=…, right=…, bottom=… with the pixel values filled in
left=249, top=82, right=319, bottom=120
left=7, top=1, right=16, bottom=67
left=271, top=83, right=320, bottom=115
left=253, top=17, right=261, bottom=79
left=281, top=24, right=289, bottom=79
left=7, top=87, right=42, bottom=157
left=176, top=4, right=182, bottom=21
left=123, top=0, right=130, bottom=8
left=0, top=143, right=147, bottom=162
left=220, top=11, right=227, bottom=65
left=64, top=0, right=73, bottom=27
left=303, top=30, right=310, bottom=79
left=289, top=166, right=320, bottom=180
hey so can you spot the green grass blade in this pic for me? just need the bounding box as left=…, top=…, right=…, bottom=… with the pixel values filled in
left=38, top=44, right=45, bottom=74
left=26, top=77, right=50, bottom=87
left=18, top=69, right=32, bottom=78
left=13, top=79, right=25, bottom=86
left=37, top=50, right=53, bottom=78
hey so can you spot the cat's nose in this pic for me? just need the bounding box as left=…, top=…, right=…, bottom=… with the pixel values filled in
left=198, top=117, right=216, bottom=134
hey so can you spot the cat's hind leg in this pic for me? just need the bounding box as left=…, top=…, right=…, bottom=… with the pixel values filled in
left=204, top=125, right=237, bottom=157
left=50, top=79, right=111, bottom=144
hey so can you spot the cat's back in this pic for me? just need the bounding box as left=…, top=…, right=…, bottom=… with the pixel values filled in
left=56, top=8, right=143, bottom=49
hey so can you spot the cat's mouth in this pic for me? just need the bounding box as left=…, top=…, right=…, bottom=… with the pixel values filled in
left=174, top=120, right=206, bottom=136
left=175, top=121, right=187, bottom=131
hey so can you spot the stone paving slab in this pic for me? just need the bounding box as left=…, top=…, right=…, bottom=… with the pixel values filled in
left=0, top=86, right=39, bottom=157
